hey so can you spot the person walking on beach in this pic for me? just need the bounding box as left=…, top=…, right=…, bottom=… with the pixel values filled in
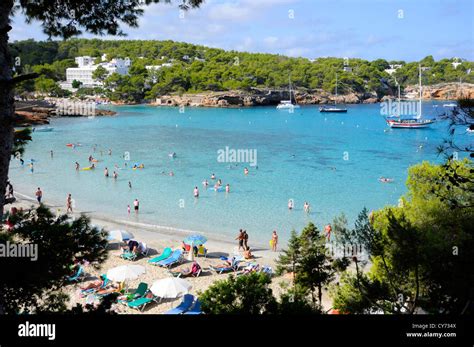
left=194, top=186, right=199, bottom=198
left=133, top=199, right=139, bottom=214
left=271, top=230, right=278, bottom=252
left=66, top=194, right=73, bottom=213
left=243, top=230, right=249, bottom=249
left=236, top=229, right=244, bottom=251
left=35, top=187, right=42, bottom=204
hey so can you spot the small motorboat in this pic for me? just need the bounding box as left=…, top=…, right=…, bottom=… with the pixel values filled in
left=33, top=126, right=54, bottom=132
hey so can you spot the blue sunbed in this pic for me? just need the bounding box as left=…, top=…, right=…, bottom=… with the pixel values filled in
left=184, top=300, right=202, bottom=315
left=163, top=294, right=195, bottom=314
left=156, top=249, right=183, bottom=268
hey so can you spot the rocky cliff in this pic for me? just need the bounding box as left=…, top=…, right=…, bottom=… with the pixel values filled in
left=150, top=82, right=474, bottom=108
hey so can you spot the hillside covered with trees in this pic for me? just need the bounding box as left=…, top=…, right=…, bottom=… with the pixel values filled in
left=9, top=39, right=474, bottom=103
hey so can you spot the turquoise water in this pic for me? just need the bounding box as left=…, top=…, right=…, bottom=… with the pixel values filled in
left=8, top=102, right=456, bottom=245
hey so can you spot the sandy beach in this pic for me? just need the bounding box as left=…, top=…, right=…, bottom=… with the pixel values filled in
left=8, top=191, right=338, bottom=314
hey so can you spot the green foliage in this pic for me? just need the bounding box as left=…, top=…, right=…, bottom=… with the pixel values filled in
left=10, top=39, right=474, bottom=100
left=199, top=273, right=278, bottom=314
left=92, top=65, right=109, bottom=83
left=71, top=79, right=82, bottom=89
left=0, top=206, right=109, bottom=314
left=12, top=128, right=32, bottom=158
left=276, top=223, right=340, bottom=309
left=331, top=160, right=474, bottom=314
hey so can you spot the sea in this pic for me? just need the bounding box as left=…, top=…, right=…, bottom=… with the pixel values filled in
left=8, top=101, right=466, bottom=245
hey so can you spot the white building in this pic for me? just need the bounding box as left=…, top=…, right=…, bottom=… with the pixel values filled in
left=384, top=64, right=403, bottom=75
left=63, top=56, right=131, bottom=89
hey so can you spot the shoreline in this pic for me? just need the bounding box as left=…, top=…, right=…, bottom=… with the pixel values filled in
left=11, top=190, right=280, bottom=257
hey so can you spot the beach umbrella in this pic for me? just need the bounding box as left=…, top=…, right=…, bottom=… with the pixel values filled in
left=150, top=278, right=192, bottom=299
left=107, top=229, right=134, bottom=242
left=183, top=234, right=207, bottom=246
left=107, top=265, right=145, bottom=282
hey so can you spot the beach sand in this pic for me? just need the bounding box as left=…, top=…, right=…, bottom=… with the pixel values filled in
left=8, top=192, right=334, bottom=313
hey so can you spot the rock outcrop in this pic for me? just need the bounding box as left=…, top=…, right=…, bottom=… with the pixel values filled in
left=13, top=99, right=116, bottom=126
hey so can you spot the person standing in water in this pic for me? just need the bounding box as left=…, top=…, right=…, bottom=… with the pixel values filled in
left=271, top=230, right=278, bottom=252
left=113, top=171, right=118, bottom=179
left=128, top=181, right=132, bottom=189
left=127, top=205, right=131, bottom=215
left=288, top=199, right=294, bottom=210
left=50, top=150, right=54, bottom=158
left=75, top=162, right=80, bottom=171
left=225, top=184, right=230, bottom=193
left=211, top=173, right=216, bottom=180
left=104, top=167, right=109, bottom=177
left=244, top=167, right=249, bottom=175
left=304, top=201, right=310, bottom=213
left=194, top=186, right=199, bottom=198
left=30, top=162, right=34, bottom=173
left=133, top=199, right=139, bottom=214
left=35, top=187, right=42, bottom=204
left=66, top=194, right=73, bottom=213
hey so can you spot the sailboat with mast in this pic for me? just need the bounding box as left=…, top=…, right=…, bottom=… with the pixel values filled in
left=319, top=73, right=347, bottom=113
left=385, top=64, right=434, bottom=129
left=276, top=75, right=300, bottom=110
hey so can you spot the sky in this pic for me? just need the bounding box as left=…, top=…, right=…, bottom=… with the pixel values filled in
left=9, top=0, right=474, bottom=61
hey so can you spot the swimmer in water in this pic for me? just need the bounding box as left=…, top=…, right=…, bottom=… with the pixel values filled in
left=203, top=180, right=209, bottom=187
left=169, top=171, right=174, bottom=176
left=288, top=199, right=294, bottom=210
left=90, top=163, right=95, bottom=169
left=379, top=177, right=393, bottom=183
left=104, top=167, right=109, bottom=177
left=194, top=186, right=199, bottom=198
left=225, top=184, right=230, bottom=193
left=211, top=173, right=216, bottom=180
left=108, top=149, right=112, bottom=156
left=244, top=167, right=249, bottom=175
